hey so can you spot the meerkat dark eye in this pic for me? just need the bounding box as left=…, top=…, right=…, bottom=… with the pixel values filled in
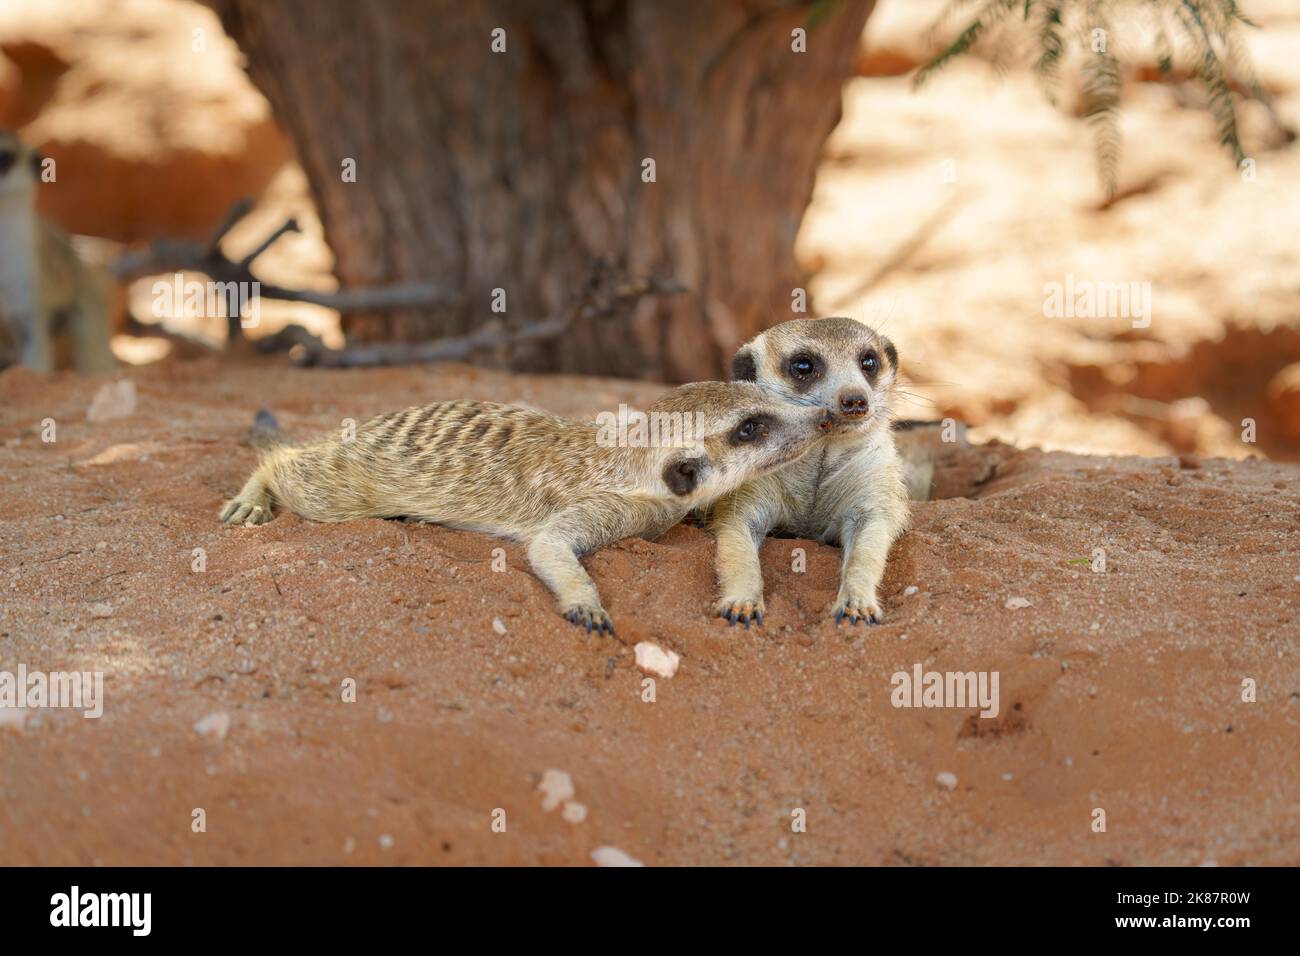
left=29, top=151, right=43, bottom=177
left=0, top=149, right=14, bottom=175
left=730, top=415, right=770, bottom=444
left=861, top=350, right=880, bottom=377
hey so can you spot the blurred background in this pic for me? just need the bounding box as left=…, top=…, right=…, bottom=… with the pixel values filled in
left=2, top=0, right=1298, bottom=461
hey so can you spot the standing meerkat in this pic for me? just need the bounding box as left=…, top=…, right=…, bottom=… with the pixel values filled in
left=710, top=316, right=910, bottom=627
left=0, top=128, right=114, bottom=374
left=221, top=382, right=833, bottom=634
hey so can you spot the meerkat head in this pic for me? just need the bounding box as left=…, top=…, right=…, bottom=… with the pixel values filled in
left=643, top=381, right=831, bottom=504
left=729, top=316, right=899, bottom=436
left=0, top=128, right=41, bottom=202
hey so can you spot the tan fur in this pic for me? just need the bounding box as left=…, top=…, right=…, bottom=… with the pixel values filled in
left=710, top=317, right=911, bottom=627
left=221, top=382, right=830, bottom=633
left=0, top=128, right=114, bottom=374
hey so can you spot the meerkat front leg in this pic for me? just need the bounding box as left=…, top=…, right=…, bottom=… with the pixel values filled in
left=711, top=493, right=779, bottom=628
left=526, top=532, right=613, bottom=634
left=833, top=508, right=904, bottom=625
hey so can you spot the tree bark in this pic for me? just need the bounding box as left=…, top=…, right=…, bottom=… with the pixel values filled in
left=205, top=0, right=874, bottom=381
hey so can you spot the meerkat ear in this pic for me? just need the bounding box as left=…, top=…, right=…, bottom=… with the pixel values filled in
left=881, top=337, right=898, bottom=371
left=663, top=455, right=706, bottom=496
left=730, top=348, right=757, bottom=382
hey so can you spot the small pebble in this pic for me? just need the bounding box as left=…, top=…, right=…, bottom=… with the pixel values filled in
left=86, top=380, right=137, bottom=422
left=491, top=617, right=507, bottom=636
left=1004, top=597, right=1031, bottom=610
left=561, top=801, right=588, bottom=824
left=591, top=845, right=644, bottom=867
left=193, top=712, right=231, bottom=740
left=634, top=642, right=680, bottom=679
left=903, top=585, right=919, bottom=597
left=379, top=834, right=394, bottom=849
left=538, top=769, right=575, bottom=812
left=936, top=771, right=958, bottom=791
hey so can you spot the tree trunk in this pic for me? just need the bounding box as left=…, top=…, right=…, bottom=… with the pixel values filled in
left=206, top=0, right=874, bottom=381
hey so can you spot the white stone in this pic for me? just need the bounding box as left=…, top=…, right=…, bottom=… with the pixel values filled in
left=561, top=801, right=588, bottom=823
left=491, top=617, right=507, bottom=636
left=591, top=845, right=644, bottom=867
left=86, top=380, right=137, bottom=422
left=936, top=771, right=958, bottom=790
left=634, top=641, right=680, bottom=679
left=1004, top=596, right=1031, bottom=609
left=193, top=711, right=231, bottom=740
left=538, top=768, right=575, bottom=811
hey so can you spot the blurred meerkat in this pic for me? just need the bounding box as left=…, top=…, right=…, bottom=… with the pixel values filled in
left=711, top=316, right=911, bottom=627
left=0, top=128, right=114, bottom=374
left=221, top=383, right=833, bottom=634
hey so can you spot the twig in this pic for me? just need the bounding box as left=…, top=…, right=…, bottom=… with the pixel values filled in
left=292, top=268, right=687, bottom=369
left=109, top=199, right=460, bottom=343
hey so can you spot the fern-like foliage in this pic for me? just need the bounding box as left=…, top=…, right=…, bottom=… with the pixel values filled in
left=914, top=0, right=1262, bottom=197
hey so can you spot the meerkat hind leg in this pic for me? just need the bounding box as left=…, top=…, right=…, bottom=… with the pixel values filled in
left=220, top=467, right=275, bottom=526
left=526, top=532, right=614, bottom=634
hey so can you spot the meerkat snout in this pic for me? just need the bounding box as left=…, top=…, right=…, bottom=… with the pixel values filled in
left=730, top=316, right=898, bottom=436
left=663, top=456, right=706, bottom=496
left=838, top=392, right=869, bottom=418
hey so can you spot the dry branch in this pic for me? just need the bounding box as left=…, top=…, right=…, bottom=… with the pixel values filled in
left=287, top=267, right=687, bottom=369
left=110, top=199, right=460, bottom=342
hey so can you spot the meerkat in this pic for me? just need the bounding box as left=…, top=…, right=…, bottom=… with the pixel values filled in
left=220, top=383, right=833, bottom=634
left=710, top=316, right=911, bottom=627
left=0, top=128, right=114, bottom=374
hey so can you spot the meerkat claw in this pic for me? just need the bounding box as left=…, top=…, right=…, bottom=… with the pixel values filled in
left=715, top=599, right=764, bottom=628
left=564, top=605, right=614, bottom=636
left=834, top=599, right=882, bottom=626
left=221, top=499, right=271, bottom=526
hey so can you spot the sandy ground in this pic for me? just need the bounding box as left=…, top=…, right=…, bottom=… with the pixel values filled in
left=1, top=361, right=1296, bottom=866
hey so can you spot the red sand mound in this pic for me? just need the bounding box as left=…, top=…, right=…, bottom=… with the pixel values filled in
left=0, top=360, right=1296, bottom=865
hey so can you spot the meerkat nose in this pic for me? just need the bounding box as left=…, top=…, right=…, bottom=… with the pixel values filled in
left=838, top=393, right=869, bottom=417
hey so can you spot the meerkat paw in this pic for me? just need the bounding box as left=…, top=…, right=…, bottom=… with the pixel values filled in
left=714, top=596, right=765, bottom=629
left=833, top=594, right=882, bottom=626
left=563, top=603, right=615, bottom=636
left=219, top=497, right=272, bottom=526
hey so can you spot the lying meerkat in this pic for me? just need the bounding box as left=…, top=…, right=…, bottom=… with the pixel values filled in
left=221, top=383, right=832, bottom=634
left=711, top=316, right=910, bottom=627
left=0, top=128, right=114, bottom=374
